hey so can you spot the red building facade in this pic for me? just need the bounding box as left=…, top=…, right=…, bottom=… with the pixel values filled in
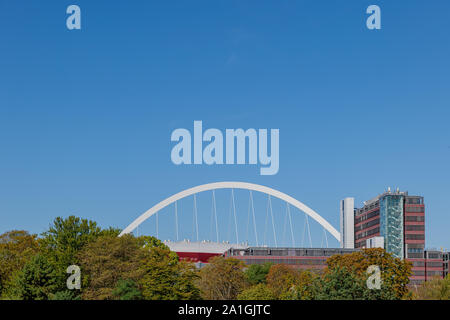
left=354, top=191, right=440, bottom=284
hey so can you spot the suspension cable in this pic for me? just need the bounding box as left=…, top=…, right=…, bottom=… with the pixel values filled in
left=193, top=194, right=199, bottom=242
left=287, top=203, right=295, bottom=247
left=268, top=195, right=278, bottom=247
left=231, top=188, right=239, bottom=244
left=212, top=190, right=219, bottom=243
left=263, top=195, right=270, bottom=246
left=175, top=201, right=179, bottom=241
left=306, top=214, right=312, bottom=248
left=250, top=191, right=258, bottom=246
left=246, top=192, right=251, bottom=244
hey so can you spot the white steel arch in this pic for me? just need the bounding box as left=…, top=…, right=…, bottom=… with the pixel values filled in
left=119, top=181, right=340, bottom=241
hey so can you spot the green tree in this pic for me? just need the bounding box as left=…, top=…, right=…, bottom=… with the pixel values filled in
left=313, top=265, right=397, bottom=300
left=0, top=230, right=39, bottom=297
left=197, top=257, right=247, bottom=300
left=238, top=284, right=275, bottom=300
left=39, top=216, right=111, bottom=293
left=244, top=263, right=272, bottom=285
left=100, top=227, right=122, bottom=238
left=9, top=254, right=58, bottom=300
left=139, top=246, right=200, bottom=300
left=314, top=266, right=366, bottom=300
left=49, top=290, right=81, bottom=300
left=137, top=235, right=169, bottom=250
left=40, top=216, right=103, bottom=265
left=112, top=279, right=142, bottom=300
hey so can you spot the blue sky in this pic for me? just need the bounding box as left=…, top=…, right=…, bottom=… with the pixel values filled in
left=0, top=1, right=449, bottom=249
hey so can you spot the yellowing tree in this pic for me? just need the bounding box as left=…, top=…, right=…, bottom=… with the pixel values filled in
left=138, top=246, right=200, bottom=300
left=79, top=234, right=200, bottom=300
left=266, top=264, right=300, bottom=298
left=238, top=283, right=275, bottom=300
left=266, top=264, right=317, bottom=300
left=78, top=234, right=146, bottom=300
left=325, top=248, right=412, bottom=299
left=413, top=275, right=450, bottom=300
left=0, top=230, right=39, bottom=297
left=197, top=257, right=247, bottom=300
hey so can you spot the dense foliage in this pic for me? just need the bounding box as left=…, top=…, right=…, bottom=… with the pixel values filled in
left=0, top=230, right=39, bottom=295
left=0, top=216, right=199, bottom=300
left=325, top=248, right=412, bottom=299
left=197, top=256, right=248, bottom=300
left=0, top=217, right=444, bottom=300
left=244, top=263, right=272, bottom=285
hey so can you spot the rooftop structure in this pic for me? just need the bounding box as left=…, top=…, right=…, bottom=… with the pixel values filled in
left=164, top=240, right=248, bottom=263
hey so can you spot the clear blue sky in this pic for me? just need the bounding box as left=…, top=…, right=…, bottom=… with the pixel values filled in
left=0, top=1, right=449, bottom=250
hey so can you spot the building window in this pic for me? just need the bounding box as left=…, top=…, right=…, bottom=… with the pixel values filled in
left=405, top=225, right=425, bottom=231
left=405, top=215, right=425, bottom=222
left=405, top=234, right=425, bottom=240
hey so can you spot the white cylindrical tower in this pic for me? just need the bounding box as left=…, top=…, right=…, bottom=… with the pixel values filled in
left=340, top=197, right=355, bottom=249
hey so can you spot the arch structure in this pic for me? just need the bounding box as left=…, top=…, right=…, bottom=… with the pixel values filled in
left=119, top=181, right=341, bottom=241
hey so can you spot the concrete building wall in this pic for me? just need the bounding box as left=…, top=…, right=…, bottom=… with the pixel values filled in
left=366, top=236, right=384, bottom=249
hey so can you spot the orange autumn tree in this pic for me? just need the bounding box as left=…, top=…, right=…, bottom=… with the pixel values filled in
left=325, top=248, right=412, bottom=299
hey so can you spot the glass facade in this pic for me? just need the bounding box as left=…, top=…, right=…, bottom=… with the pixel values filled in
left=379, top=195, right=404, bottom=259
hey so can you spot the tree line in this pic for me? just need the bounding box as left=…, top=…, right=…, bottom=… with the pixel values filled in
left=0, top=216, right=448, bottom=300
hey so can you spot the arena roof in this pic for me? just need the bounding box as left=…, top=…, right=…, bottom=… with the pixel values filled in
left=163, top=240, right=248, bottom=254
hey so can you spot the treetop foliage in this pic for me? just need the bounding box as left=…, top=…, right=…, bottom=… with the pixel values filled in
left=0, top=217, right=444, bottom=301
left=197, top=256, right=248, bottom=300
left=325, top=248, right=412, bottom=299
left=244, top=262, right=272, bottom=285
